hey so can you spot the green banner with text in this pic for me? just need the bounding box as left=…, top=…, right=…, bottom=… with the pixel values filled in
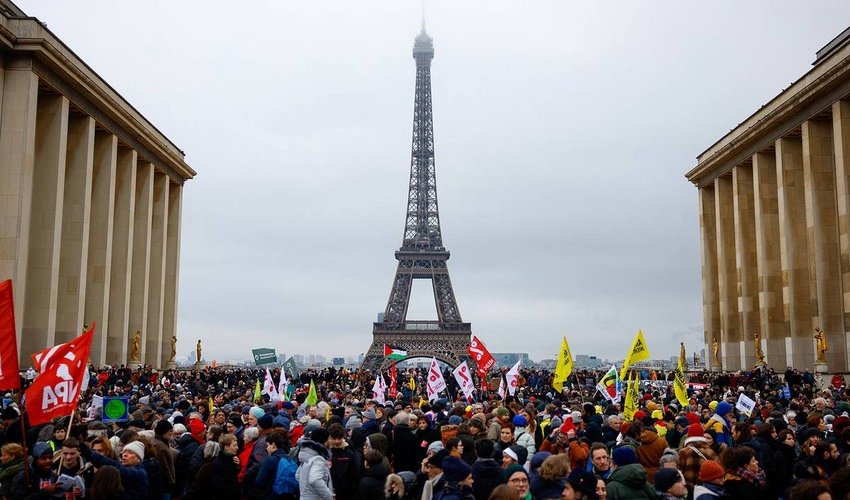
left=252, top=348, right=277, bottom=366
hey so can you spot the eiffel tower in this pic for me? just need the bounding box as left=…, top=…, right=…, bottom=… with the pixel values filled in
left=361, top=25, right=472, bottom=371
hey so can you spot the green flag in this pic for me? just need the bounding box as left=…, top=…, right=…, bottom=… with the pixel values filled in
left=253, top=380, right=261, bottom=403
left=305, top=379, right=318, bottom=405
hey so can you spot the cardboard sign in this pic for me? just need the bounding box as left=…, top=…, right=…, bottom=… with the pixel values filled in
left=735, top=393, right=756, bottom=416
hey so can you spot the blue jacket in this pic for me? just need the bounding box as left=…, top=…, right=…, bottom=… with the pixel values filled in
left=85, top=450, right=149, bottom=500
left=255, top=449, right=290, bottom=500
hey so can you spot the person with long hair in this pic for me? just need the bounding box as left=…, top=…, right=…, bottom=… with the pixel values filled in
left=720, top=446, right=766, bottom=497
left=89, top=465, right=124, bottom=500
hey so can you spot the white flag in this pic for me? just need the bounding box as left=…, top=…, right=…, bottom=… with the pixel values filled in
left=452, top=362, right=475, bottom=401
left=371, top=374, right=386, bottom=405
left=263, top=368, right=280, bottom=402
left=277, top=368, right=288, bottom=398
left=498, top=376, right=506, bottom=399
left=427, top=357, right=447, bottom=402
left=505, top=359, right=521, bottom=396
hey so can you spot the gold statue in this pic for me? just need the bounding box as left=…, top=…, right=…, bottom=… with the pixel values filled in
left=196, top=339, right=202, bottom=363
left=754, top=332, right=765, bottom=364
left=129, top=331, right=141, bottom=362
left=815, top=327, right=828, bottom=363
left=693, top=352, right=700, bottom=366
left=713, top=337, right=720, bottom=366
left=679, top=342, right=687, bottom=367
left=169, top=336, right=177, bottom=362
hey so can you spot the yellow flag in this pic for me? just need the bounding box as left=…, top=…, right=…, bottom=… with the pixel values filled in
left=208, top=397, right=214, bottom=415
left=305, top=379, right=318, bottom=406
left=619, top=330, right=650, bottom=380
left=253, top=380, right=261, bottom=403
left=623, top=372, right=639, bottom=421
left=674, top=355, right=689, bottom=407
left=408, top=376, right=416, bottom=391
left=552, top=337, right=574, bottom=393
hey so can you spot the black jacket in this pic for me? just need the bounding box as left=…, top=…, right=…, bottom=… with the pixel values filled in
left=390, top=424, right=420, bottom=473
left=357, top=461, right=389, bottom=500
left=329, top=444, right=360, bottom=500
left=471, top=459, right=502, bottom=500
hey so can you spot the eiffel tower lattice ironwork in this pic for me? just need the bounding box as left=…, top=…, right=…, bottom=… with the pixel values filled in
left=361, top=26, right=471, bottom=371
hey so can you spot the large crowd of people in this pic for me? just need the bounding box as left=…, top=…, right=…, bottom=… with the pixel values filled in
left=0, top=362, right=846, bottom=499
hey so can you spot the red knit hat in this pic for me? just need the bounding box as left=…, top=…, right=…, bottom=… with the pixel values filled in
left=687, top=423, right=705, bottom=438
left=560, top=419, right=575, bottom=434
left=634, top=410, right=647, bottom=421
left=189, top=418, right=206, bottom=439
left=686, top=412, right=700, bottom=425
left=699, top=460, right=725, bottom=482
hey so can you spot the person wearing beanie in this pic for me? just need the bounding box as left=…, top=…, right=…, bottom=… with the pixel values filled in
left=423, top=449, right=449, bottom=500
left=439, top=456, right=475, bottom=499
left=693, top=460, right=725, bottom=500
left=10, top=442, right=60, bottom=498
left=705, top=401, right=734, bottom=447
left=612, top=446, right=638, bottom=468
left=487, top=407, right=511, bottom=441
left=153, top=419, right=177, bottom=496
left=248, top=406, right=265, bottom=427
left=512, top=414, right=536, bottom=455
left=654, top=468, right=687, bottom=499
left=503, top=463, right=530, bottom=499
left=80, top=438, right=150, bottom=500
left=562, top=468, right=598, bottom=499
left=676, top=423, right=718, bottom=495
left=258, top=413, right=275, bottom=431
left=298, top=426, right=333, bottom=500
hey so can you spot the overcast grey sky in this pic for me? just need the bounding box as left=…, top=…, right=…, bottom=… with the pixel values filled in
left=17, top=1, right=850, bottom=363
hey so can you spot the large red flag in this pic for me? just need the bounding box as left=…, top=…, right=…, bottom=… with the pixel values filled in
left=467, top=335, right=495, bottom=389
left=24, top=325, right=94, bottom=426
left=0, top=281, right=20, bottom=391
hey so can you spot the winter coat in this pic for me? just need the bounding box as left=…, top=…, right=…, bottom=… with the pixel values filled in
left=0, top=455, right=26, bottom=498
left=676, top=438, right=718, bottom=491
left=605, top=463, right=657, bottom=500
left=722, top=472, right=763, bottom=498
left=514, top=427, right=535, bottom=455
left=693, top=482, right=724, bottom=500
left=414, top=427, right=442, bottom=462
left=357, top=461, right=389, bottom=500
left=472, top=459, right=503, bottom=500
left=11, top=464, right=58, bottom=500
left=85, top=450, right=149, bottom=500
left=254, top=448, right=291, bottom=500
left=438, top=481, right=476, bottom=500
left=208, top=452, right=241, bottom=499
left=154, top=434, right=177, bottom=493
left=329, top=444, right=360, bottom=500
left=637, top=431, right=667, bottom=483
left=298, top=440, right=333, bottom=500
left=237, top=439, right=256, bottom=483
left=390, top=423, right=420, bottom=473
left=530, top=476, right=564, bottom=499
left=175, top=433, right=201, bottom=496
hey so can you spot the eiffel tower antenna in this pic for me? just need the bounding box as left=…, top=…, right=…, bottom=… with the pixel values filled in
left=421, top=0, right=426, bottom=33
left=361, top=21, right=472, bottom=371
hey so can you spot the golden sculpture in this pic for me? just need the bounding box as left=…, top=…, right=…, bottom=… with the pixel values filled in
left=814, top=327, right=828, bottom=363
left=169, top=336, right=177, bottom=362
left=693, top=352, right=700, bottom=366
left=754, top=332, right=765, bottom=364
left=129, top=331, right=141, bottom=361
left=679, top=342, right=687, bottom=367
left=196, top=339, right=202, bottom=363
left=713, top=337, right=720, bottom=366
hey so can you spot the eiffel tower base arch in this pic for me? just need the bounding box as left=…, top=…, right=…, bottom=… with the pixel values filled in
left=361, top=328, right=471, bottom=371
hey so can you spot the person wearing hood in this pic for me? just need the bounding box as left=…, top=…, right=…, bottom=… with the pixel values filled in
left=438, top=456, right=475, bottom=500
left=327, top=423, right=360, bottom=500
left=298, top=428, right=334, bottom=500
left=604, top=447, right=656, bottom=500
left=11, top=442, right=63, bottom=499
left=636, top=417, right=667, bottom=483
left=358, top=449, right=389, bottom=500
left=704, top=402, right=734, bottom=448
left=472, top=440, right=502, bottom=500
left=692, top=460, right=725, bottom=500
left=511, top=415, right=535, bottom=456
left=254, top=428, right=295, bottom=500
left=676, top=423, right=718, bottom=495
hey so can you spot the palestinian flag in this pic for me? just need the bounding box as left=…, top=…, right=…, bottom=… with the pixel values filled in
left=384, top=345, right=407, bottom=361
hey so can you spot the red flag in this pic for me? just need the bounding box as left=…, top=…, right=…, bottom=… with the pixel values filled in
left=467, top=335, right=495, bottom=388
left=24, top=325, right=94, bottom=426
left=0, top=281, right=20, bottom=391
left=389, top=362, right=398, bottom=398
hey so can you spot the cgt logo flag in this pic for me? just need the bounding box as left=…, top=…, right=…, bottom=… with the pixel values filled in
left=452, top=361, right=475, bottom=401
left=505, top=359, right=521, bottom=396
left=24, top=325, right=95, bottom=426
left=0, top=281, right=20, bottom=391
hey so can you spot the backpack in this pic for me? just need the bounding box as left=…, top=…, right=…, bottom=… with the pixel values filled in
left=273, top=455, right=299, bottom=495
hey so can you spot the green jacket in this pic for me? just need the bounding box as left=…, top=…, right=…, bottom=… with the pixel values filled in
left=606, top=464, right=657, bottom=500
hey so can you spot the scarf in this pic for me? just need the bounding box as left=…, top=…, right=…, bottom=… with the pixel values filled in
left=737, top=466, right=766, bottom=488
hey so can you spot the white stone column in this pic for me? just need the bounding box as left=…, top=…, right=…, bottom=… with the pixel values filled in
left=753, top=151, right=788, bottom=367
left=700, top=186, right=721, bottom=370
left=106, top=148, right=137, bottom=365
left=56, top=115, right=94, bottom=345
left=733, top=164, right=760, bottom=367
left=129, top=162, right=153, bottom=364
left=777, top=136, right=814, bottom=368
left=85, top=132, right=117, bottom=366
left=161, top=182, right=182, bottom=367
left=21, top=93, right=69, bottom=358
left=715, top=175, right=741, bottom=370
left=802, top=118, right=845, bottom=370
left=0, top=63, right=38, bottom=356
left=832, top=100, right=850, bottom=369
left=145, top=173, right=168, bottom=367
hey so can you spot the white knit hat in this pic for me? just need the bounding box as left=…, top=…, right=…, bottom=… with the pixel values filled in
left=123, top=440, right=145, bottom=461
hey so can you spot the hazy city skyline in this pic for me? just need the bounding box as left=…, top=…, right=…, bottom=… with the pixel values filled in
left=15, top=0, right=850, bottom=363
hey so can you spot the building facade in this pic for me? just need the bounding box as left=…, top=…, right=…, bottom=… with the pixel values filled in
left=687, top=28, right=850, bottom=372
left=0, top=1, right=195, bottom=368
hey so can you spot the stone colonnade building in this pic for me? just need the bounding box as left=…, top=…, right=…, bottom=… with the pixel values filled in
left=0, top=1, right=195, bottom=368
left=687, top=28, right=850, bottom=372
